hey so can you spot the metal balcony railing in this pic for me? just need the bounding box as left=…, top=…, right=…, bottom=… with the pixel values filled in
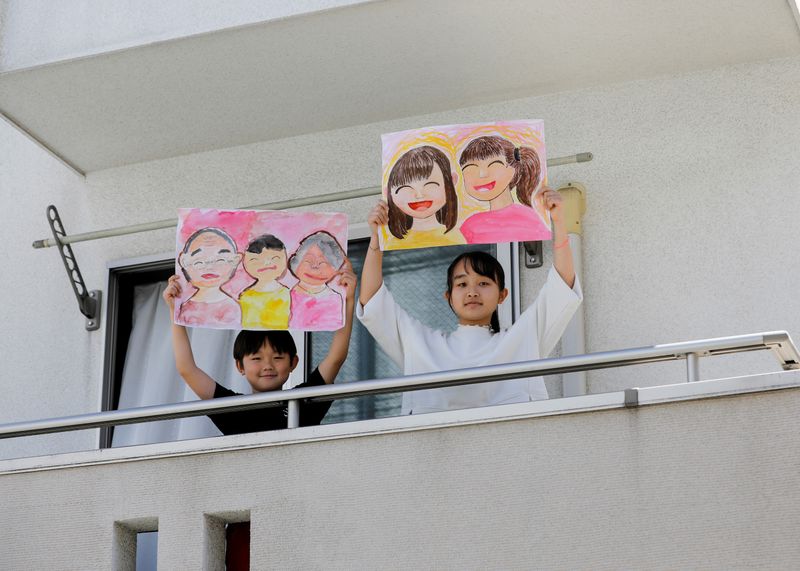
left=0, top=331, right=797, bottom=439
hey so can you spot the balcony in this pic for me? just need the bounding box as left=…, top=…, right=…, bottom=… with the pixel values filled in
left=1, top=333, right=799, bottom=568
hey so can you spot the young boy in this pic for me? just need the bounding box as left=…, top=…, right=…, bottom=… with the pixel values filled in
left=162, top=259, right=357, bottom=435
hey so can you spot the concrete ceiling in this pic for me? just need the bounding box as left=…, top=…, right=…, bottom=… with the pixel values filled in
left=1, top=0, right=799, bottom=174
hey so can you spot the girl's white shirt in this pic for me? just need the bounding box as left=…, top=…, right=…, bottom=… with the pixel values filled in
left=357, top=267, right=583, bottom=414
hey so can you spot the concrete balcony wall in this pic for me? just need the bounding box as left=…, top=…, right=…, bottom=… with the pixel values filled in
left=1, top=377, right=798, bottom=569
left=0, top=0, right=368, bottom=72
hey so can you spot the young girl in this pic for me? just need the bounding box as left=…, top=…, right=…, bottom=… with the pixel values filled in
left=358, top=189, right=581, bottom=414
left=288, top=230, right=347, bottom=330
left=385, top=145, right=463, bottom=249
left=457, top=135, right=551, bottom=244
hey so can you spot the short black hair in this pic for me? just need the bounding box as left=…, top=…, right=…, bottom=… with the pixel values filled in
left=246, top=234, right=286, bottom=254
left=233, top=330, right=297, bottom=365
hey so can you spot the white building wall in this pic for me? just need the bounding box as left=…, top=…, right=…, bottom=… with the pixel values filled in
left=2, top=55, right=799, bottom=459
left=2, top=385, right=799, bottom=569
left=0, top=117, right=98, bottom=459
left=0, top=0, right=368, bottom=72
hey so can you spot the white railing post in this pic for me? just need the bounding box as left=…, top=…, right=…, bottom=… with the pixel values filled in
left=287, top=400, right=300, bottom=428
left=686, top=353, right=700, bottom=382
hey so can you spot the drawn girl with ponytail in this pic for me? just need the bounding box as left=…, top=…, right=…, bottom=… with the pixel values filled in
left=458, top=135, right=551, bottom=244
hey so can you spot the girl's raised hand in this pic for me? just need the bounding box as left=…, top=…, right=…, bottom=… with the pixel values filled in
left=335, top=258, right=357, bottom=301
left=539, top=187, right=564, bottom=225
left=367, top=200, right=389, bottom=237
left=162, top=275, right=182, bottom=312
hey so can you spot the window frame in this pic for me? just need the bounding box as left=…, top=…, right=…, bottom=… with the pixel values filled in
left=101, top=252, right=176, bottom=448
left=302, top=223, right=521, bottom=421
left=340, top=222, right=519, bottom=326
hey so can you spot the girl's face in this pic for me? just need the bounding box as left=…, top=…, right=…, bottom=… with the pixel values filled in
left=296, top=244, right=337, bottom=286
left=244, top=248, right=287, bottom=283
left=179, top=232, right=240, bottom=289
left=390, top=163, right=449, bottom=219
left=460, top=154, right=515, bottom=202
left=445, top=260, right=508, bottom=326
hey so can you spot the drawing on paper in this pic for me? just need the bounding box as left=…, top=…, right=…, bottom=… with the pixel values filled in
left=380, top=120, right=551, bottom=250
left=287, top=231, right=347, bottom=330
left=174, top=208, right=348, bottom=331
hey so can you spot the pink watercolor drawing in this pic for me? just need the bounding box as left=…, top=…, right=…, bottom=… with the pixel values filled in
left=174, top=208, right=348, bottom=331
left=177, top=227, right=242, bottom=328
left=239, top=234, right=291, bottom=330
left=380, top=120, right=551, bottom=250
left=287, top=231, right=347, bottom=330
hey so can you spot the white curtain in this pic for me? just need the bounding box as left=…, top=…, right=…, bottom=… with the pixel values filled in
left=111, top=282, right=251, bottom=447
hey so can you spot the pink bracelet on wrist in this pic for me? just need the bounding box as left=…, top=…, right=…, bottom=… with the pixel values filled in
left=553, top=237, right=570, bottom=250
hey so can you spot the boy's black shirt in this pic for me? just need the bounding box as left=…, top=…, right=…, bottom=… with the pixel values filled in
left=208, top=367, right=332, bottom=435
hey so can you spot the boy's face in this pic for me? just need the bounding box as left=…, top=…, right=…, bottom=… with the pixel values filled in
left=236, top=340, right=299, bottom=393
left=243, top=248, right=287, bottom=282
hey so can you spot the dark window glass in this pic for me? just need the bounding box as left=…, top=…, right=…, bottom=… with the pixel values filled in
left=226, top=522, right=250, bottom=570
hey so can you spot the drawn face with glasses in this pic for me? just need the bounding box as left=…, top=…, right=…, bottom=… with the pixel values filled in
left=179, top=228, right=242, bottom=289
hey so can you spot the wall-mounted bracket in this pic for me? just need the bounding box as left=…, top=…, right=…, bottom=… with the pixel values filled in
left=45, top=205, right=102, bottom=331
left=522, top=241, right=543, bottom=268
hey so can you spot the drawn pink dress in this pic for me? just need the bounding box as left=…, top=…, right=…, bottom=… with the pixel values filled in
left=289, top=287, right=343, bottom=330
left=460, top=204, right=551, bottom=244
left=178, top=297, right=241, bottom=328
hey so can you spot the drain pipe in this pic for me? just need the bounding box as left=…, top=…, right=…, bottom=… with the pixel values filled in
left=558, top=182, right=588, bottom=397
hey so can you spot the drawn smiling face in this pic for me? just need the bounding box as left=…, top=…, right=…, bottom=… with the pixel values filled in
left=296, top=244, right=337, bottom=286
left=390, top=162, right=448, bottom=219
left=243, top=248, right=287, bottom=283
left=179, top=231, right=240, bottom=289
left=460, top=154, right=516, bottom=202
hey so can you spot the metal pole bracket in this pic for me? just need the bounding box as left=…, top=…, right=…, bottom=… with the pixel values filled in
left=45, top=205, right=102, bottom=331
left=522, top=241, right=543, bottom=268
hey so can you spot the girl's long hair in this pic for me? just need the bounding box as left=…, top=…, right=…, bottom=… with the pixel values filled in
left=458, top=136, right=541, bottom=207
left=386, top=146, right=459, bottom=239
left=446, top=251, right=505, bottom=333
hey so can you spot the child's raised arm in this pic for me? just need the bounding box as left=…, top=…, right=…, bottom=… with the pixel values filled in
left=162, top=275, right=217, bottom=400
left=359, top=200, right=388, bottom=306
left=318, top=258, right=357, bottom=384
left=541, top=188, right=576, bottom=288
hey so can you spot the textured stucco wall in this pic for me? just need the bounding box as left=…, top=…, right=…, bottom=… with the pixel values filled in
left=1, top=388, right=799, bottom=569
left=0, top=117, right=98, bottom=460
left=0, top=0, right=367, bottom=71
left=3, top=55, right=800, bottom=460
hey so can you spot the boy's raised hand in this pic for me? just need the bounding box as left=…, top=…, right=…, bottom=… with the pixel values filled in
left=335, top=258, right=357, bottom=301
left=367, top=200, right=389, bottom=238
left=162, top=275, right=183, bottom=313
